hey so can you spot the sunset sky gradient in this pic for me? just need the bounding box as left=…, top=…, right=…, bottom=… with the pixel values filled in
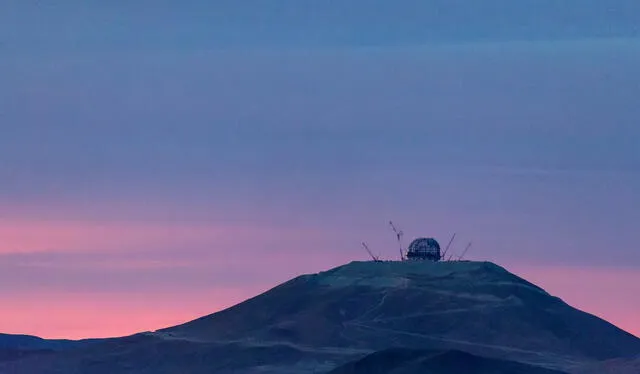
left=1, top=2, right=639, bottom=339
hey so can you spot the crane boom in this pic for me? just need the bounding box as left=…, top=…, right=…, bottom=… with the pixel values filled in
left=362, top=242, right=380, bottom=262
left=441, top=233, right=457, bottom=261
left=389, top=221, right=405, bottom=260
left=458, top=242, right=472, bottom=261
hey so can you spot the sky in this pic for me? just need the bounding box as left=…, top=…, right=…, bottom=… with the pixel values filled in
left=1, top=2, right=639, bottom=339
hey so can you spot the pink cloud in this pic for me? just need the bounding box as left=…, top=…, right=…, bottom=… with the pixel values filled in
left=0, top=218, right=325, bottom=254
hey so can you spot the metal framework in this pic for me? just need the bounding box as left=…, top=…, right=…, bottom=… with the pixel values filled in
left=406, top=237, right=441, bottom=262
left=359, top=220, right=473, bottom=263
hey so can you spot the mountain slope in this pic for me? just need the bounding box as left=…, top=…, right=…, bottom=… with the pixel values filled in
left=164, top=261, right=639, bottom=364
left=1, top=261, right=638, bottom=373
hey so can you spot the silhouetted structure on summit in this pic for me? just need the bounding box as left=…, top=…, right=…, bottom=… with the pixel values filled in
left=360, top=221, right=471, bottom=262
left=406, top=237, right=441, bottom=261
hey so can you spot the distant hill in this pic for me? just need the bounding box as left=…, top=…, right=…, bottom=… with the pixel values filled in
left=0, top=333, right=104, bottom=366
left=0, top=333, right=79, bottom=351
left=1, top=261, right=638, bottom=373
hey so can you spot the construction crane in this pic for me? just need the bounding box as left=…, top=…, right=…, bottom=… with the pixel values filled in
left=441, top=233, right=457, bottom=261
left=362, top=242, right=381, bottom=262
left=457, top=242, right=472, bottom=261
left=389, top=221, right=405, bottom=260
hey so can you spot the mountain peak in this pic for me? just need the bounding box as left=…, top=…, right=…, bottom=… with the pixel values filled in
left=162, top=260, right=638, bottom=367
left=311, top=260, right=548, bottom=295
left=3, top=260, right=638, bottom=374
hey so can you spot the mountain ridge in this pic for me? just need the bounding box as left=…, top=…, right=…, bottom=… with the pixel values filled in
left=158, top=260, right=639, bottom=370
left=1, top=260, right=638, bottom=373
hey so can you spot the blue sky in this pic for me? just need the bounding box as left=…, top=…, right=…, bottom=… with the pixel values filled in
left=2, top=1, right=639, bottom=52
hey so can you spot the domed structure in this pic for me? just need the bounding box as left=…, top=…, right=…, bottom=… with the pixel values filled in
left=406, top=237, right=441, bottom=261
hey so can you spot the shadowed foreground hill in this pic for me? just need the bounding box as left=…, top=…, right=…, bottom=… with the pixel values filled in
left=1, top=261, right=638, bottom=373
left=573, top=354, right=640, bottom=374
left=0, top=348, right=55, bottom=364
left=328, top=348, right=569, bottom=374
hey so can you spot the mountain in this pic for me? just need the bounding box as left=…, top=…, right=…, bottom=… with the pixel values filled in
left=1, top=261, right=638, bottom=373
left=163, top=261, right=639, bottom=365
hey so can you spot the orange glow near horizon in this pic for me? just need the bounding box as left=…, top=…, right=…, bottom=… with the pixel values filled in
left=1, top=219, right=638, bottom=340
left=1, top=289, right=257, bottom=339
left=511, top=265, right=640, bottom=338
left=0, top=265, right=636, bottom=340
